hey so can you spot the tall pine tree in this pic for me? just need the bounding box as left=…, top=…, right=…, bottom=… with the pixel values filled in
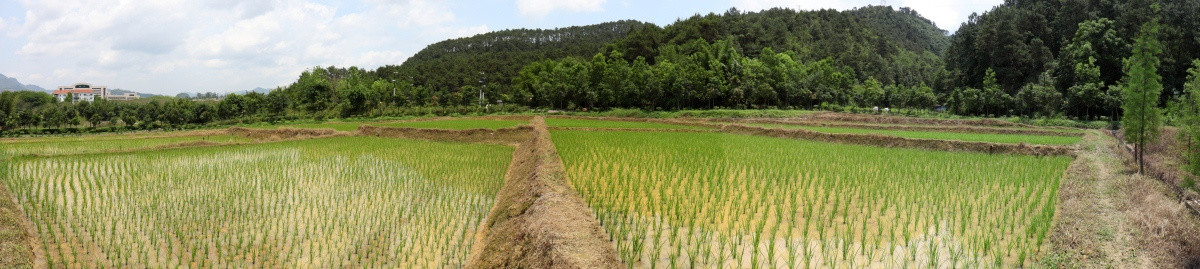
left=1183, top=59, right=1200, bottom=177
left=1121, top=20, right=1163, bottom=174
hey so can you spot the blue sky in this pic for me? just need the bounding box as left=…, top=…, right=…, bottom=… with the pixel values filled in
left=0, top=0, right=1002, bottom=95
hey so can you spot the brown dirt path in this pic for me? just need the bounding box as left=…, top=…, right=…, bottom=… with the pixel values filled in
left=357, top=125, right=533, bottom=145
left=0, top=161, right=37, bottom=268
left=1042, top=131, right=1200, bottom=268
left=466, top=116, right=622, bottom=268
left=546, top=126, right=717, bottom=133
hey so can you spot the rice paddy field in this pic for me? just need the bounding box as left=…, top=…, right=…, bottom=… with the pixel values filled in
left=546, top=118, right=711, bottom=130
left=748, top=123, right=1082, bottom=145
left=372, top=118, right=529, bottom=130
left=1, top=132, right=251, bottom=157
left=0, top=114, right=1087, bottom=268
left=553, top=130, right=1072, bottom=268
left=780, top=121, right=1088, bottom=135
left=3, top=136, right=512, bottom=268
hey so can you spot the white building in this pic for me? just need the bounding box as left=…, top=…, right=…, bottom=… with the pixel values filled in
left=52, top=83, right=138, bottom=102
left=106, top=93, right=140, bottom=101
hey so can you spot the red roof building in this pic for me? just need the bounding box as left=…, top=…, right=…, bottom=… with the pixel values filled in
left=54, top=83, right=105, bottom=102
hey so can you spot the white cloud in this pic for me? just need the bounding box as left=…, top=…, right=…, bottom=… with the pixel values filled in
left=1, top=0, right=1003, bottom=94
left=517, top=0, right=606, bottom=19
left=435, top=24, right=491, bottom=40
left=731, top=0, right=854, bottom=12
left=731, top=0, right=1003, bottom=32
left=898, top=0, right=1002, bottom=32
left=5, top=0, right=471, bottom=94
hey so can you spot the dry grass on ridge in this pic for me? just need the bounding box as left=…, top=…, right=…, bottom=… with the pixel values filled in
left=1044, top=131, right=1200, bottom=268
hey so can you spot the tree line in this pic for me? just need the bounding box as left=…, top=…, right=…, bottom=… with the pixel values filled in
left=509, top=39, right=937, bottom=111
left=378, top=20, right=647, bottom=104
left=947, top=0, right=1200, bottom=120
left=0, top=66, right=523, bottom=134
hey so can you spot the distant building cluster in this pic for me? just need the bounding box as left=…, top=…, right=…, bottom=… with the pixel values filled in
left=52, top=83, right=139, bottom=102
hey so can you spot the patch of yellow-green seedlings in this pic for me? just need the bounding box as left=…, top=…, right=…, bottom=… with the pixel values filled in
left=553, top=130, right=1071, bottom=268
left=4, top=136, right=511, bottom=268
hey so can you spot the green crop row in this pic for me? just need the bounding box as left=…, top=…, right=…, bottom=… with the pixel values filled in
left=546, top=118, right=710, bottom=130
left=553, top=130, right=1071, bottom=268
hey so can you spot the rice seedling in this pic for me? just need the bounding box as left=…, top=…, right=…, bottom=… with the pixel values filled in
left=545, top=118, right=711, bottom=130
left=553, top=130, right=1071, bottom=268
left=746, top=124, right=1081, bottom=145
left=4, top=136, right=512, bottom=268
left=372, top=119, right=528, bottom=130
left=1, top=133, right=251, bottom=157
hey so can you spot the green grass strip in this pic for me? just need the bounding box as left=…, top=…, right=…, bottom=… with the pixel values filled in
left=750, top=123, right=1081, bottom=145
left=546, top=118, right=711, bottom=130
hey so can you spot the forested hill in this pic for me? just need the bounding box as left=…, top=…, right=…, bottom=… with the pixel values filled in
left=404, top=20, right=646, bottom=63
left=846, top=6, right=950, bottom=56
left=609, top=6, right=950, bottom=87
left=375, top=6, right=949, bottom=98
left=376, top=20, right=648, bottom=96
left=947, top=0, right=1200, bottom=118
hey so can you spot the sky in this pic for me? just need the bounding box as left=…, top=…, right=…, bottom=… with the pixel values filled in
left=0, top=0, right=1003, bottom=95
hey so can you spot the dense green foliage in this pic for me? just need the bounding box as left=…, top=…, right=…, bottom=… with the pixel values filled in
left=510, top=7, right=947, bottom=110
left=1182, top=60, right=1200, bottom=176
left=0, top=85, right=526, bottom=135
left=377, top=20, right=646, bottom=104
left=947, top=0, right=1200, bottom=119
left=608, top=7, right=949, bottom=86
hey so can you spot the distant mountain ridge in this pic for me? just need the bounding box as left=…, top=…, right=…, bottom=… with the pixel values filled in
left=232, top=87, right=271, bottom=95
left=0, top=73, right=163, bottom=97
left=108, top=88, right=158, bottom=97
left=0, top=73, right=46, bottom=92
left=378, top=20, right=649, bottom=93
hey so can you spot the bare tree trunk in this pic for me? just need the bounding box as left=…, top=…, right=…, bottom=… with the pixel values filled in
left=1140, top=88, right=1147, bottom=175
left=1139, top=143, right=1145, bottom=175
